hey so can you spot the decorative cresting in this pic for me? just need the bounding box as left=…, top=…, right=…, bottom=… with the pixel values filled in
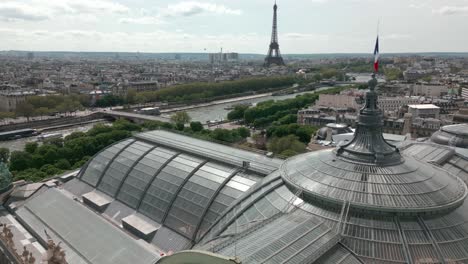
left=336, top=75, right=403, bottom=166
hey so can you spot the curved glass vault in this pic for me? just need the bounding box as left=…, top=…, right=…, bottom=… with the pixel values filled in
left=72, top=129, right=468, bottom=263
left=68, top=78, right=468, bottom=263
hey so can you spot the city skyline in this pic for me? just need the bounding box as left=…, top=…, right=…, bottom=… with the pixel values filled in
left=0, top=0, right=467, bottom=54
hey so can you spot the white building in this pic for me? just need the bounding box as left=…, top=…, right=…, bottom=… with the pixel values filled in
left=412, top=84, right=449, bottom=97
left=378, top=97, right=421, bottom=114
left=408, top=104, right=440, bottom=120
left=316, top=94, right=422, bottom=115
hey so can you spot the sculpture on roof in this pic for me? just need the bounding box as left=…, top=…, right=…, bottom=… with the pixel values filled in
left=42, top=231, right=68, bottom=264
left=0, top=223, right=37, bottom=263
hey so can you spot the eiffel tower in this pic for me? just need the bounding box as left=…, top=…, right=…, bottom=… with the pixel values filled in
left=264, top=2, right=285, bottom=67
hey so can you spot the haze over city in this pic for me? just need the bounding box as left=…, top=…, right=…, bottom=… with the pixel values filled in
left=1, top=0, right=468, bottom=53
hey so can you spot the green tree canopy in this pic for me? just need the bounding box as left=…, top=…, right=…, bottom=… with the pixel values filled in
left=190, top=121, right=204, bottom=132
left=267, top=135, right=306, bottom=157
left=171, top=111, right=191, bottom=124
left=16, top=101, right=35, bottom=120
left=24, top=142, right=38, bottom=154
left=9, top=151, right=33, bottom=171
left=227, top=104, right=249, bottom=120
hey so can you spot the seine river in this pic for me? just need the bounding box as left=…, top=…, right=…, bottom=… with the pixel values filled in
left=162, top=87, right=334, bottom=123
left=0, top=86, right=342, bottom=152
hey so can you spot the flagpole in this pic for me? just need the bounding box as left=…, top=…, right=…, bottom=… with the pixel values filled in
left=373, top=19, right=380, bottom=80
left=376, top=18, right=380, bottom=37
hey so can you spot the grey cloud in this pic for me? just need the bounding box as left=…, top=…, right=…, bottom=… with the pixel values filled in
left=433, top=6, right=468, bottom=15
left=0, top=3, right=49, bottom=21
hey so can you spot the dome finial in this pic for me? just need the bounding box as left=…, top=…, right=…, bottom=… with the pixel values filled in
left=369, top=73, right=377, bottom=91
left=336, top=75, right=402, bottom=166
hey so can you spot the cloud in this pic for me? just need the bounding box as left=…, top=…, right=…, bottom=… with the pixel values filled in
left=0, top=2, right=50, bottom=21
left=119, top=16, right=164, bottom=25
left=433, top=6, right=468, bottom=15
left=34, top=0, right=129, bottom=14
left=282, top=33, right=330, bottom=41
left=409, top=3, right=426, bottom=9
left=382, top=34, right=411, bottom=40
left=0, top=28, right=265, bottom=52
left=162, top=1, right=242, bottom=17
left=0, top=0, right=129, bottom=22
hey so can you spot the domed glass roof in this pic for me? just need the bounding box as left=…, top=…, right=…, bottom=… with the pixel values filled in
left=431, top=124, right=468, bottom=148
left=282, top=76, right=468, bottom=215
left=198, top=77, right=468, bottom=264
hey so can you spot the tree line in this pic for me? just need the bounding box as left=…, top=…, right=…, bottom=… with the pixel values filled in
left=1, top=76, right=297, bottom=121
left=228, top=86, right=351, bottom=157
left=1, top=118, right=251, bottom=182
left=4, top=94, right=88, bottom=122
left=133, top=76, right=296, bottom=104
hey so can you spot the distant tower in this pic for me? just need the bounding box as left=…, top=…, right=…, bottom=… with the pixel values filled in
left=264, top=2, right=285, bottom=67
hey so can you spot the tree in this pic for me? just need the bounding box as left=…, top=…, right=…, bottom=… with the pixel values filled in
left=64, top=132, right=86, bottom=141
left=237, top=127, right=251, bottom=138
left=171, top=111, right=191, bottom=124
left=384, top=68, right=403, bottom=81
left=227, top=104, right=249, bottom=120
left=320, top=68, right=338, bottom=79
left=295, top=126, right=317, bottom=143
left=16, top=101, right=35, bottom=121
left=127, top=88, right=137, bottom=104
left=190, top=121, right=204, bottom=132
left=35, top=107, right=50, bottom=119
left=211, top=129, right=234, bottom=143
left=9, top=151, right=33, bottom=171
left=0, top=148, right=9, bottom=163
left=267, top=135, right=306, bottom=157
left=40, top=164, right=62, bottom=176
left=113, top=119, right=141, bottom=132
left=25, top=142, right=38, bottom=154
left=130, top=76, right=296, bottom=104
left=55, top=159, right=71, bottom=170
left=44, top=137, right=64, bottom=148
left=14, top=168, right=47, bottom=182
left=0, top=112, right=15, bottom=124
left=175, top=123, right=185, bottom=131
left=312, top=73, right=322, bottom=82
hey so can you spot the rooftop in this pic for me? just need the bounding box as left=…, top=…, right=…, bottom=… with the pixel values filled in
left=408, top=104, right=440, bottom=109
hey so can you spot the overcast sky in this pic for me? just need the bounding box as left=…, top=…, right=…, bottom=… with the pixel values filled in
left=0, top=0, right=467, bottom=54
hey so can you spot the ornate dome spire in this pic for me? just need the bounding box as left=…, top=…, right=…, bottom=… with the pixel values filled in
left=336, top=74, right=403, bottom=166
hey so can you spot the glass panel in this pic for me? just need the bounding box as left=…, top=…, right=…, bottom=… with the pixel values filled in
left=98, top=141, right=153, bottom=197
left=117, top=147, right=177, bottom=208
left=139, top=154, right=204, bottom=223
left=164, top=162, right=233, bottom=238
left=80, top=139, right=134, bottom=187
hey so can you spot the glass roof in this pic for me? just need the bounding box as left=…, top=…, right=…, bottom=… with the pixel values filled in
left=73, top=136, right=265, bottom=245
left=281, top=149, right=467, bottom=215
left=135, top=130, right=283, bottom=175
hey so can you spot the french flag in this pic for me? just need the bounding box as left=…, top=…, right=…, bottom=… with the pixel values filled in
left=373, top=36, right=379, bottom=73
